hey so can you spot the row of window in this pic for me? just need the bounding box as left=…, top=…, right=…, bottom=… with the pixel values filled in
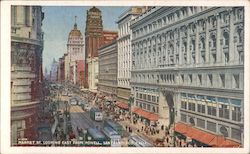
left=132, top=29, right=243, bottom=70
left=131, top=72, right=242, bottom=90
left=132, top=7, right=243, bottom=39
left=180, top=113, right=242, bottom=141
left=181, top=98, right=242, bottom=122
left=136, top=92, right=159, bottom=103
left=135, top=100, right=159, bottom=113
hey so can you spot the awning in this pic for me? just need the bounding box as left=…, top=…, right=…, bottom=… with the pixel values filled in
left=132, top=107, right=159, bottom=121
left=174, top=122, right=241, bottom=147
left=116, top=102, right=129, bottom=110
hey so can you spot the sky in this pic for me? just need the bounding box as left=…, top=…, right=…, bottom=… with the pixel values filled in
left=42, top=6, right=129, bottom=73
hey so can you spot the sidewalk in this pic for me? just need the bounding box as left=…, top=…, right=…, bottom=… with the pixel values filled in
left=118, top=118, right=168, bottom=146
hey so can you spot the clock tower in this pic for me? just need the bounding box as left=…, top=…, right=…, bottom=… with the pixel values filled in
left=84, top=6, right=104, bottom=88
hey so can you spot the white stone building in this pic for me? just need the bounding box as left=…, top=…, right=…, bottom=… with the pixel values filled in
left=11, top=6, right=44, bottom=144
left=116, top=7, right=147, bottom=110
left=130, top=7, right=244, bottom=146
left=98, top=41, right=118, bottom=99
left=67, top=20, right=84, bottom=84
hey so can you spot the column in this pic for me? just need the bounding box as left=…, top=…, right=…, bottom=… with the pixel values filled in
left=186, top=26, right=191, bottom=64
left=205, top=18, right=210, bottom=64
left=179, top=28, right=183, bottom=65
left=195, top=22, right=200, bottom=64
left=229, top=9, right=235, bottom=63
left=216, top=13, right=222, bottom=63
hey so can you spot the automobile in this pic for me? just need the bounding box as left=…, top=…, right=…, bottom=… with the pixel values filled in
left=83, top=104, right=91, bottom=111
left=70, top=98, right=77, bottom=105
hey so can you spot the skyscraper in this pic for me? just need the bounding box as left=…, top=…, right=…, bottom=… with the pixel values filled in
left=85, top=7, right=104, bottom=90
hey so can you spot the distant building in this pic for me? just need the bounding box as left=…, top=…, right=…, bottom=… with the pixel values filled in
left=76, top=60, right=85, bottom=87
left=50, top=58, right=58, bottom=82
left=103, top=30, right=118, bottom=45
left=11, top=6, right=44, bottom=145
left=67, top=18, right=84, bottom=84
left=64, top=53, right=70, bottom=81
left=130, top=6, right=244, bottom=146
left=98, top=40, right=118, bottom=101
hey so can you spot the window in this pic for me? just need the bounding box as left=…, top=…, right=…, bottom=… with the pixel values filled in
left=208, top=74, right=213, bottom=86
left=200, top=37, right=205, bottom=49
left=197, top=104, right=205, bottom=113
left=189, top=74, right=192, bottom=84
left=223, top=32, right=229, bottom=46
left=207, top=103, right=217, bottom=116
left=231, top=99, right=242, bottom=121
left=198, top=74, right=202, bottom=86
left=219, top=104, right=229, bottom=119
left=220, top=74, right=225, bottom=88
left=233, top=74, right=240, bottom=88
left=231, top=128, right=241, bottom=141
left=181, top=101, right=187, bottom=109
left=152, top=96, right=156, bottom=102
left=212, top=53, right=216, bottom=63
left=188, top=102, right=195, bottom=111
left=147, top=104, right=150, bottom=110
left=211, top=35, right=216, bottom=48
left=181, top=74, right=184, bottom=83
left=207, top=121, right=216, bottom=132
left=181, top=114, right=187, bottom=122
left=197, top=118, right=205, bottom=128
left=237, top=28, right=243, bottom=43
left=148, top=95, right=151, bottom=101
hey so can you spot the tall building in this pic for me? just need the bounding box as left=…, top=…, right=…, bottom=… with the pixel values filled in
left=98, top=40, right=118, bottom=101
left=11, top=6, right=44, bottom=145
left=67, top=17, right=84, bottom=84
left=50, top=58, right=58, bottom=82
left=130, top=7, right=243, bottom=146
left=85, top=7, right=104, bottom=90
left=116, top=7, right=145, bottom=113
left=64, top=53, right=70, bottom=81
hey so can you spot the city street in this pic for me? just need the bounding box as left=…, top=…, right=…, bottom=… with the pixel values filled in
left=69, top=105, right=103, bottom=138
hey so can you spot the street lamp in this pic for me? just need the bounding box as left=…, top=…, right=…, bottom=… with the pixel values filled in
left=171, top=107, right=177, bottom=147
left=128, top=94, right=134, bottom=123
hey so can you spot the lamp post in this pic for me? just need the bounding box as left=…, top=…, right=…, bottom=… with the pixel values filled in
left=171, top=107, right=177, bottom=147
left=128, top=94, right=134, bottom=123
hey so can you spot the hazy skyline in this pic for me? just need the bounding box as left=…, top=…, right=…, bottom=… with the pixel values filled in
left=42, top=6, right=129, bottom=73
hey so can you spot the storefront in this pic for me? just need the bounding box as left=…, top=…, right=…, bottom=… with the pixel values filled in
left=174, top=122, right=241, bottom=147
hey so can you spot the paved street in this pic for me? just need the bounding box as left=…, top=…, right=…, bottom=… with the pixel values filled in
left=69, top=105, right=103, bottom=138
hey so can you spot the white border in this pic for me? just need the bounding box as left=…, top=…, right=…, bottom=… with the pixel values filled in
left=1, top=0, right=250, bottom=154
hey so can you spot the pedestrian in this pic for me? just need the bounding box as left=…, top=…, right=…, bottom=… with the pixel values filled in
left=141, top=126, right=144, bottom=131
left=161, top=125, right=164, bottom=130
left=125, top=125, right=128, bottom=131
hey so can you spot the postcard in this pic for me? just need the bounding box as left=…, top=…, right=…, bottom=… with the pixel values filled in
left=1, top=0, right=249, bottom=154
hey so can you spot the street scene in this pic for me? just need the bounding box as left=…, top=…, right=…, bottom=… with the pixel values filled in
left=10, top=6, right=244, bottom=148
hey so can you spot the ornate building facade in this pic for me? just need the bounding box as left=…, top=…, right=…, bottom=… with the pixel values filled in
left=116, top=7, right=146, bottom=111
left=67, top=20, right=85, bottom=85
left=98, top=41, right=118, bottom=101
left=85, top=7, right=104, bottom=90
left=130, top=7, right=244, bottom=145
left=11, top=6, right=44, bottom=145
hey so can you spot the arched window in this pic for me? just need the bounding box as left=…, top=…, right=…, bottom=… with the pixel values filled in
left=211, top=34, right=216, bottom=48
left=237, top=28, right=243, bottom=43
left=223, top=31, right=229, bottom=46
left=200, top=37, right=205, bottom=49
